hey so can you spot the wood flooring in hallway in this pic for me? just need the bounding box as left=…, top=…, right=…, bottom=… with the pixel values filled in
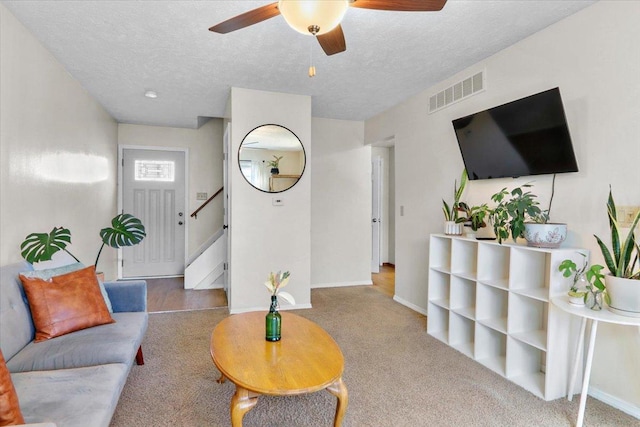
left=146, top=277, right=227, bottom=313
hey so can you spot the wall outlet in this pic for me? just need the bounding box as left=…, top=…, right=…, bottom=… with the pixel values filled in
left=196, top=192, right=208, bottom=200
left=617, top=206, right=640, bottom=228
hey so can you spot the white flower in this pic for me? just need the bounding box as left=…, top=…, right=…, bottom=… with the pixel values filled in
left=264, top=270, right=295, bottom=305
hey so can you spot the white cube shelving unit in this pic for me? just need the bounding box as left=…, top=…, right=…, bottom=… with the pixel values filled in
left=427, top=234, right=587, bottom=401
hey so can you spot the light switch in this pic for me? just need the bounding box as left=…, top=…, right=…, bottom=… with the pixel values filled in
left=400, top=205, right=404, bottom=216
left=272, top=197, right=284, bottom=206
left=196, top=192, right=208, bottom=200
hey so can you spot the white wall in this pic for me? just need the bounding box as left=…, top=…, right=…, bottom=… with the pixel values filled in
left=365, top=0, right=640, bottom=412
left=311, top=118, right=372, bottom=287
left=0, top=4, right=118, bottom=278
left=117, top=120, right=224, bottom=257
left=229, top=88, right=311, bottom=312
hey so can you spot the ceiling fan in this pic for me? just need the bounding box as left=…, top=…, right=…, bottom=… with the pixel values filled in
left=209, top=0, right=448, bottom=56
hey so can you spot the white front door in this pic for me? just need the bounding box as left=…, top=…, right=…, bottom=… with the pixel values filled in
left=121, top=148, right=186, bottom=277
left=371, top=156, right=382, bottom=273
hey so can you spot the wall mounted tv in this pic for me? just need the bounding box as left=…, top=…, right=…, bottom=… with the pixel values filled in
left=452, top=87, right=578, bottom=180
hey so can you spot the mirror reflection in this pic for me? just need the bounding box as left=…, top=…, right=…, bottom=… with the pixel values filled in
left=239, top=124, right=306, bottom=193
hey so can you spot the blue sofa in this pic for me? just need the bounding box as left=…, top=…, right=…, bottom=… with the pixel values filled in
left=0, top=261, right=148, bottom=427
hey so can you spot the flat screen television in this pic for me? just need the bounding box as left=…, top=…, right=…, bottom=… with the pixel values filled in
left=452, top=87, right=578, bottom=180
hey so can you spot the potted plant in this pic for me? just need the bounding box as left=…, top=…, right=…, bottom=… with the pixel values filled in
left=490, top=182, right=567, bottom=247
left=583, top=264, right=607, bottom=310
left=490, top=183, right=545, bottom=244
left=558, top=255, right=589, bottom=305
left=594, top=187, right=640, bottom=316
left=20, top=213, right=146, bottom=275
left=442, top=169, right=468, bottom=235
left=267, top=155, right=283, bottom=175
left=457, top=202, right=489, bottom=238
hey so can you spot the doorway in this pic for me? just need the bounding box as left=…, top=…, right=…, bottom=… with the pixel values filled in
left=120, top=147, right=187, bottom=278
left=371, top=142, right=395, bottom=297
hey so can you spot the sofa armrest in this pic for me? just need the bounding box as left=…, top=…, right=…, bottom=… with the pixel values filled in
left=103, top=280, right=147, bottom=313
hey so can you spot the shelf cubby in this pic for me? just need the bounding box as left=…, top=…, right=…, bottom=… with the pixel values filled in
left=449, top=312, right=474, bottom=357
left=451, top=238, right=477, bottom=280
left=507, top=338, right=546, bottom=399
left=427, top=234, right=586, bottom=401
left=477, top=243, right=510, bottom=289
left=475, top=324, right=506, bottom=376
left=508, top=294, right=548, bottom=351
left=427, top=303, right=449, bottom=344
left=508, top=248, right=549, bottom=298
left=450, top=276, right=476, bottom=320
left=476, top=284, right=508, bottom=333
left=429, top=235, right=452, bottom=273
left=428, top=270, right=450, bottom=309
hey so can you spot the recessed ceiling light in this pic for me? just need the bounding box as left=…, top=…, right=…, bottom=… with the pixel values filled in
left=144, top=90, right=158, bottom=99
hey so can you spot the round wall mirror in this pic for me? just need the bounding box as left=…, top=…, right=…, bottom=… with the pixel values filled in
left=238, top=124, right=306, bottom=193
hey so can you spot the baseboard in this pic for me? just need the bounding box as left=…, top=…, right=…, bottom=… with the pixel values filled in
left=589, top=387, right=640, bottom=419
left=393, top=295, right=428, bottom=316
left=311, top=280, right=373, bottom=289
left=229, top=303, right=313, bottom=315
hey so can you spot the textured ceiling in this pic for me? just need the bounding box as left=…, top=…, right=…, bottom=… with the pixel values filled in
left=3, top=0, right=596, bottom=129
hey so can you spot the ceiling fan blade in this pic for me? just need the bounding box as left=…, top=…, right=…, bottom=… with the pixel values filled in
left=317, top=25, right=346, bottom=56
left=209, top=2, right=281, bottom=34
left=349, top=0, right=447, bottom=12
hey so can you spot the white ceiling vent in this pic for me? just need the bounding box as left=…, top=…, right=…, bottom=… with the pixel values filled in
left=429, top=71, right=485, bottom=114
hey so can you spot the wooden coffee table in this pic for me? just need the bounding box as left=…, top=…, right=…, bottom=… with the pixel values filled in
left=210, top=311, right=348, bottom=426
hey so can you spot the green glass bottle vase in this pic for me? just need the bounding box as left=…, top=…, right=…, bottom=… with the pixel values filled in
left=265, top=295, right=281, bottom=342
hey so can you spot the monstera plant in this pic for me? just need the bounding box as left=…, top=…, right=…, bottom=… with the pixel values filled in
left=21, top=213, right=146, bottom=269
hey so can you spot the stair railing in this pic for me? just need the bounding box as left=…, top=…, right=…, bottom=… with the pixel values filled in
left=191, top=186, right=223, bottom=219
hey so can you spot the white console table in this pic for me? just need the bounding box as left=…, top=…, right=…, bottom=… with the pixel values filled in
left=551, top=295, right=640, bottom=427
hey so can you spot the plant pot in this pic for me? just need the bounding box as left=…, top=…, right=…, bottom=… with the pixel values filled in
left=463, top=226, right=476, bottom=239
left=523, top=223, right=567, bottom=248
left=605, top=275, right=640, bottom=317
left=444, top=221, right=463, bottom=235
left=585, top=289, right=604, bottom=311
left=270, top=168, right=279, bottom=175
left=568, top=292, right=586, bottom=306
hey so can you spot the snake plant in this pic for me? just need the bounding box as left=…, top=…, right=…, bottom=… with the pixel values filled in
left=594, top=187, right=640, bottom=280
left=442, top=169, right=468, bottom=222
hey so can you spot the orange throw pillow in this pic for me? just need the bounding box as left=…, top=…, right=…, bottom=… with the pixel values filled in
left=0, top=350, right=25, bottom=426
left=19, top=266, right=114, bottom=342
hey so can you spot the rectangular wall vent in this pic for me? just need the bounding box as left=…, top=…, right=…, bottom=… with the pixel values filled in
left=429, top=70, right=485, bottom=114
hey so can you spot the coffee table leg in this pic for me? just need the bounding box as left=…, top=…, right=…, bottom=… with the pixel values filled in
left=230, top=386, right=259, bottom=427
left=326, top=377, right=348, bottom=427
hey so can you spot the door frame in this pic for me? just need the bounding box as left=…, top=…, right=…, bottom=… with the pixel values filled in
left=117, top=145, right=190, bottom=279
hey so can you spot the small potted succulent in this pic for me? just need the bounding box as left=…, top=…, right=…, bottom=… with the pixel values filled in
left=442, top=169, right=468, bottom=235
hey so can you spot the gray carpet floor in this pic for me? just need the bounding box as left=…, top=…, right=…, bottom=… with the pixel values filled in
left=111, top=286, right=639, bottom=426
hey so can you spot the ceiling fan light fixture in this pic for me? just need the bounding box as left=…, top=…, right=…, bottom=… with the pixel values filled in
left=278, top=0, right=349, bottom=36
